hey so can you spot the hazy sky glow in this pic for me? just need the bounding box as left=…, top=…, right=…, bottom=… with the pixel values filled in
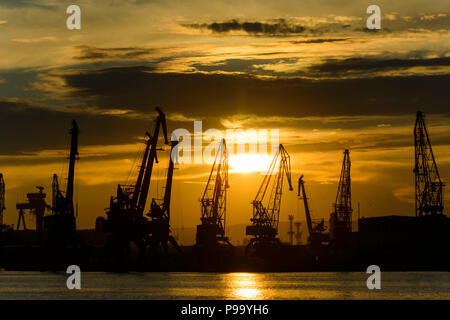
left=0, top=1, right=449, bottom=240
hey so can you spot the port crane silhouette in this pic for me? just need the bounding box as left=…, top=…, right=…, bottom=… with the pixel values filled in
left=414, top=111, right=444, bottom=217
left=194, top=138, right=232, bottom=256
left=100, top=107, right=170, bottom=264
left=329, top=149, right=352, bottom=243
left=44, top=120, right=82, bottom=248
left=16, top=186, right=49, bottom=232
left=146, top=139, right=182, bottom=254
left=246, top=144, right=293, bottom=253
left=298, top=175, right=329, bottom=247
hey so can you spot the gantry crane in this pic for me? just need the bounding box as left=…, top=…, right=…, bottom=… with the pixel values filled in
left=414, top=111, right=444, bottom=217
left=16, top=186, right=48, bottom=232
left=0, top=174, right=4, bottom=227
left=246, top=144, right=293, bottom=250
left=195, top=139, right=232, bottom=250
left=298, top=175, right=329, bottom=247
left=101, top=107, right=169, bottom=261
left=329, top=149, right=352, bottom=241
left=44, top=120, right=81, bottom=248
left=146, top=139, right=182, bottom=254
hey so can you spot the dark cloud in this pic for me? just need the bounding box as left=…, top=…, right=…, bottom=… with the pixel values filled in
left=291, top=38, right=349, bottom=44
left=184, top=19, right=305, bottom=35
left=2, top=66, right=450, bottom=163
left=309, top=57, right=450, bottom=75
left=0, top=97, right=169, bottom=155
left=183, top=12, right=450, bottom=37
left=75, top=46, right=157, bottom=61
left=49, top=66, right=450, bottom=120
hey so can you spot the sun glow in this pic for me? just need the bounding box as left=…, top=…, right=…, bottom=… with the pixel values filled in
left=225, top=273, right=263, bottom=299
left=229, top=153, right=272, bottom=173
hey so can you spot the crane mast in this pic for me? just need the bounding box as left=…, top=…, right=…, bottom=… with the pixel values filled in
left=147, top=139, right=182, bottom=253
left=0, top=174, right=4, bottom=227
left=66, top=120, right=78, bottom=208
left=246, top=144, right=293, bottom=247
left=149, top=140, right=178, bottom=222
left=298, top=175, right=313, bottom=235
left=51, top=120, right=78, bottom=217
left=44, top=120, right=79, bottom=246
left=414, top=111, right=444, bottom=217
left=329, top=149, right=352, bottom=240
left=196, top=139, right=231, bottom=248
left=298, top=175, right=328, bottom=246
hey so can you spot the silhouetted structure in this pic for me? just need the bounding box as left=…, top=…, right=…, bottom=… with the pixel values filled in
left=147, top=139, right=182, bottom=254
left=246, top=144, right=293, bottom=253
left=414, top=111, right=444, bottom=217
left=294, top=222, right=301, bottom=245
left=329, top=150, right=352, bottom=242
left=298, top=175, right=329, bottom=247
left=287, top=215, right=294, bottom=245
left=16, top=186, right=48, bottom=232
left=358, top=112, right=449, bottom=270
left=44, top=120, right=80, bottom=248
left=100, top=107, right=169, bottom=264
left=195, top=139, right=232, bottom=252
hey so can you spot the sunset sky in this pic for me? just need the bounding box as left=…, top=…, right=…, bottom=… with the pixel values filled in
left=0, top=0, right=449, bottom=239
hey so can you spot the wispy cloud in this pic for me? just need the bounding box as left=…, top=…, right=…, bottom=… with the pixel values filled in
left=11, top=36, right=57, bottom=43
left=74, top=45, right=157, bottom=61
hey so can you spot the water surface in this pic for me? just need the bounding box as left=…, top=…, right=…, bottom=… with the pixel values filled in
left=0, top=271, right=448, bottom=299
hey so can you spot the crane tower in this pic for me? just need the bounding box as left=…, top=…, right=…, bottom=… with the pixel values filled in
left=195, top=138, right=232, bottom=248
left=414, top=111, right=444, bottom=217
left=329, top=149, right=352, bottom=240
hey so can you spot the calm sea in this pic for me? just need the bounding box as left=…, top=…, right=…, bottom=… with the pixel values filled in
left=0, top=271, right=448, bottom=299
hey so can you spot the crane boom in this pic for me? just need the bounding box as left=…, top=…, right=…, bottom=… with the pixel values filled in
left=131, top=132, right=151, bottom=209
left=137, top=107, right=168, bottom=215
left=66, top=120, right=79, bottom=208
left=335, top=150, right=352, bottom=228
left=414, top=111, right=444, bottom=216
left=196, top=139, right=231, bottom=248
left=148, top=140, right=178, bottom=221
left=298, top=175, right=328, bottom=246
left=146, top=139, right=181, bottom=253
left=201, top=139, right=229, bottom=231
left=107, top=107, right=168, bottom=219
left=161, top=140, right=177, bottom=221
left=298, top=175, right=313, bottom=235
left=101, top=107, right=170, bottom=262
left=246, top=144, right=293, bottom=243
left=44, top=120, right=80, bottom=248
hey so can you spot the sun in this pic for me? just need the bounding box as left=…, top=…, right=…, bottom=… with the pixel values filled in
left=229, top=153, right=272, bottom=173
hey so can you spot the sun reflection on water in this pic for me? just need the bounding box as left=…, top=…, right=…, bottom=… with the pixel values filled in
left=224, top=273, right=264, bottom=299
